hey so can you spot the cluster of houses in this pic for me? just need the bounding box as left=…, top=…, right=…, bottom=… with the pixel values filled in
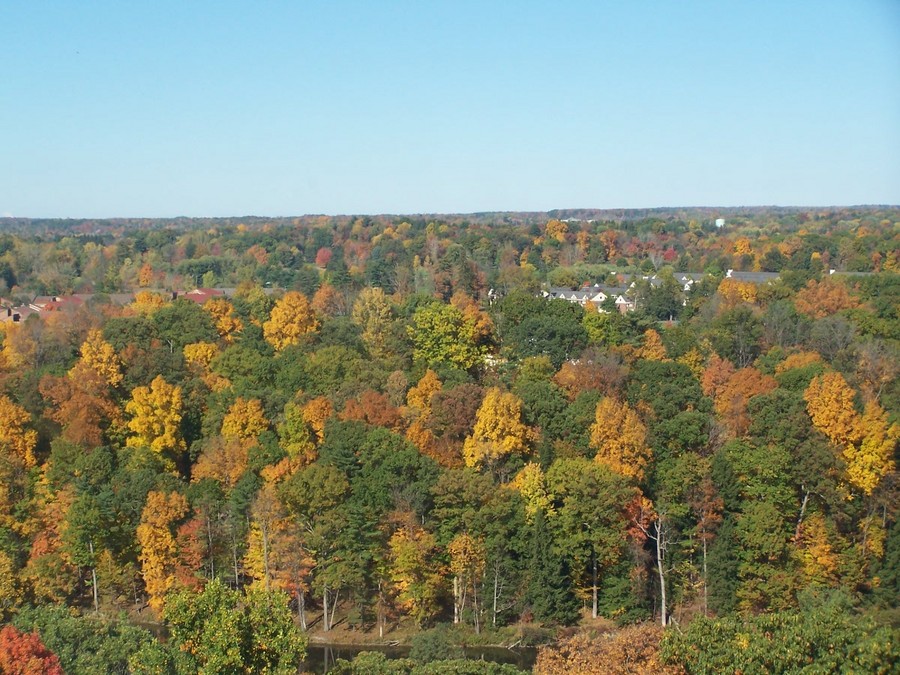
left=543, top=269, right=782, bottom=313
left=0, top=288, right=233, bottom=325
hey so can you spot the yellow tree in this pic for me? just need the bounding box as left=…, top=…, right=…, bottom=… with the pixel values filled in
left=0, top=396, right=38, bottom=467
left=676, top=347, right=705, bottom=379
left=125, top=375, right=185, bottom=455
left=462, top=388, right=534, bottom=471
left=302, top=397, right=334, bottom=444
left=717, top=278, right=757, bottom=307
left=804, top=372, right=862, bottom=447
left=795, top=513, right=839, bottom=586
left=775, top=351, right=823, bottom=374
left=183, top=342, right=230, bottom=392
left=220, top=397, right=269, bottom=442
left=639, top=329, right=667, bottom=361
left=351, top=287, right=394, bottom=357
left=406, top=369, right=442, bottom=416
left=388, top=526, right=445, bottom=627
left=405, top=370, right=443, bottom=458
left=263, top=291, right=318, bottom=351
left=78, top=329, right=123, bottom=387
left=845, top=401, right=898, bottom=495
left=203, top=298, right=243, bottom=343
left=447, top=533, right=486, bottom=629
left=590, top=397, right=652, bottom=481
left=136, top=490, right=190, bottom=613
left=509, top=462, right=554, bottom=523
left=129, top=291, right=167, bottom=316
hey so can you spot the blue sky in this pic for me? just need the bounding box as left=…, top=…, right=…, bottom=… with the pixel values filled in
left=1, top=1, right=898, bottom=217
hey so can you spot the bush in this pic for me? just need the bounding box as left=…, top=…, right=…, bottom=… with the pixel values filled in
left=410, top=624, right=465, bottom=663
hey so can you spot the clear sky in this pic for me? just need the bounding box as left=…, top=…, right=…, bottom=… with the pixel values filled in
left=2, top=1, right=898, bottom=217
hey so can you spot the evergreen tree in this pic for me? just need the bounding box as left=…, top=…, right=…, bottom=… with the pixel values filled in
left=526, top=511, right=579, bottom=625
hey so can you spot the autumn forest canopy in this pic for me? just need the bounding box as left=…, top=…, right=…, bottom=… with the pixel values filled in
left=0, top=206, right=897, bottom=673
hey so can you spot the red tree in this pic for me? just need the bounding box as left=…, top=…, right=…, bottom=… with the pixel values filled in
left=0, top=625, right=64, bottom=675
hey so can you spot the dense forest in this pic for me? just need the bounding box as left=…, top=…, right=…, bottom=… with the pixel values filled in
left=0, top=207, right=897, bottom=673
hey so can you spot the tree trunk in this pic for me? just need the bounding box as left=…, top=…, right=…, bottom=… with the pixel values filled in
left=453, top=575, right=460, bottom=624
left=322, top=584, right=330, bottom=632
left=492, top=569, right=499, bottom=628
left=591, top=550, right=598, bottom=620
left=473, top=577, right=480, bottom=635
left=655, top=520, right=667, bottom=627
left=88, top=539, right=99, bottom=612
left=297, top=589, right=307, bottom=631
left=795, top=489, right=810, bottom=540
left=330, top=589, right=339, bottom=629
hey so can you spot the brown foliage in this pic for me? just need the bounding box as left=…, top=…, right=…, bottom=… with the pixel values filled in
left=340, top=390, right=405, bottom=431
left=701, top=353, right=735, bottom=398
left=554, top=352, right=627, bottom=400
left=713, top=367, right=777, bottom=437
left=40, top=366, right=121, bottom=447
left=534, top=624, right=676, bottom=675
left=794, top=278, right=859, bottom=319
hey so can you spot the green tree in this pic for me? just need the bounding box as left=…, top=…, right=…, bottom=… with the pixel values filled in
left=409, top=302, right=485, bottom=371
left=164, top=578, right=306, bottom=675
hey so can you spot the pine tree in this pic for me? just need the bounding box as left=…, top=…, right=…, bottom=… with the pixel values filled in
left=526, top=511, right=579, bottom=625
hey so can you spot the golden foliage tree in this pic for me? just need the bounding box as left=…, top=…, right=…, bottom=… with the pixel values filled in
left=545, top=219, right=568, bottom=243
left=795, top=513, right=839, bottom=585
left=136, top=490, right=191, bottom=613
left=845, top=401, right=898, bottom=495
left=203, top=298, right=243, bottom=343
left=717, top=278, right=758, bottom=306
left=590, top=398, right=652, bottom=481
left=388, top=526, right=445, bottom=627
left=775, top=351, right=823, bottom=374
left=510, top=462, right=554, bottom=523
left=0, top=396, right=38, bottom=467
left=406, top=369, right=442, bottom=416
left=263, top=291, right=318, bottom=351
left=302, top=397, right=334, bottom=444
left=639, top=329, right=667, bottom=361
left=129, top=291, right=167, bottom=316
left=462, top=388, right=535, bottom=470
left=804, top=372, right=862, bottom=447
left=221, top=397, right=269, bottom=442
left=447, top=532, right=486, bottom=628
left=78, top=329, right=123, bottom=387
left=125, top=375, right=185, bottom=454
left=676, top=347, right=705, bottom=379
left=183, top=342, right=230, bottom=392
